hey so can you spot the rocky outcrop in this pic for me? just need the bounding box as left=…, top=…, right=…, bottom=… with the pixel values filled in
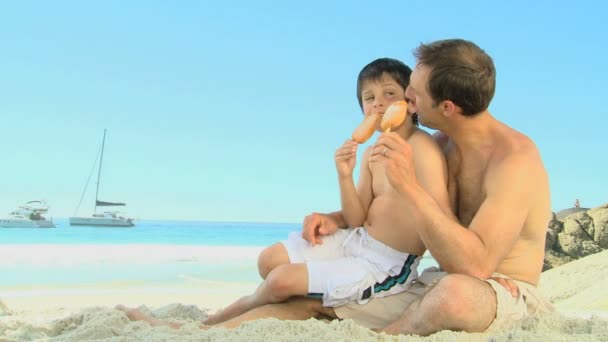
left=555, top=207, right=589, bottom=220
left=544, top=203, right=608, bottom=271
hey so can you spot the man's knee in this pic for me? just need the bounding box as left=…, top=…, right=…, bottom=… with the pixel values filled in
left=429, top=274, right=476, bottom=313
left=428, top=274, right=496, bottom=324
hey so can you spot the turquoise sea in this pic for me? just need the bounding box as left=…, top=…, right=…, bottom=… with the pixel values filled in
left=0, top=219, right=298, bottom=246
left=0, top=220, right=437, bottom=289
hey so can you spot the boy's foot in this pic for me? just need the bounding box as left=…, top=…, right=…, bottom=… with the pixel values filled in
left=115, top=305, right=184, bottom=329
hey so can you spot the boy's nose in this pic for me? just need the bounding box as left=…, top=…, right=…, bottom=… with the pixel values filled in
left=373, top=98, right=386, bottom=110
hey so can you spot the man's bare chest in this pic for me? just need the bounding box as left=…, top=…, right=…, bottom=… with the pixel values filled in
left=447, top=156, right=487, bottom=227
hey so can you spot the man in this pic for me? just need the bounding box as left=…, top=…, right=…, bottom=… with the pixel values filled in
left=358, top=38, right=554, bottom=334
left=119, top=39, right=554, bottom=334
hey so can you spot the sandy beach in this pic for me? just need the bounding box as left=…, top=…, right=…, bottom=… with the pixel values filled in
left=2, top=246, right=608, bottom=341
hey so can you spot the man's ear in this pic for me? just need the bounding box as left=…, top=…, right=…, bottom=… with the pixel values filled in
left=441, top=100, right=457, bottom=118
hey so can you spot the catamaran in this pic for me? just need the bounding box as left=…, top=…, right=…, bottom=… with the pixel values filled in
left=0, top=200, right=55, bottom=228
left=69, top=129, right=135, bottom=227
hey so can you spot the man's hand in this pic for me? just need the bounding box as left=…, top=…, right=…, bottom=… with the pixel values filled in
left=302, top=212, right=339, bottom=245
left=490, top=277, right=519, bottom=298
left=369, top=132, right=418, bottom=194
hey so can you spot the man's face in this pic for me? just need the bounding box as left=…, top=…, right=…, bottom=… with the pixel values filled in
left=360, top=73, right=406, bottom=124
left=406, top=65, right=439, bottom=129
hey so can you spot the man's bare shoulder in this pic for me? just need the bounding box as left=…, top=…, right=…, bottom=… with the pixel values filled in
left=494, top=129, right=544, bottom=169
left=487, top=131, right=547, bottom=192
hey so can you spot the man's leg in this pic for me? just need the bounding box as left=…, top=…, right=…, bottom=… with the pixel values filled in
left=257, top=243, right=290, bottom=279
left=381, top=274, right=496, bottom=336
left=203, top=263, right=309, bottom=325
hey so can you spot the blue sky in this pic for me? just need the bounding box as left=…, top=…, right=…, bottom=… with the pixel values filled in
left=1, top=1, right=606, bottom=222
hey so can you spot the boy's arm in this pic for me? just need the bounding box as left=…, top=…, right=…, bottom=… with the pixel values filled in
left=410, top=134, right=455, bottom=219
left=339, top=147, right=373, bottom=228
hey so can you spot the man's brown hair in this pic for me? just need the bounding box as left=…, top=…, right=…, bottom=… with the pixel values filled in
left=414, top=39, right=496, bottom=116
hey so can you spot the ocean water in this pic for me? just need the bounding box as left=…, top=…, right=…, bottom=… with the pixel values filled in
left=0, top=219, right=298, bottom=246
left=0, top=219, right=437, bottom=288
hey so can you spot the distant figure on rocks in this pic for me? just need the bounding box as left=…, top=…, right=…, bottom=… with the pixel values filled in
left=574, top=199, right=581, bottom=208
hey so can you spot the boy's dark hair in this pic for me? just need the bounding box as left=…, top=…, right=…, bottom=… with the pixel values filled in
left=357, top=58, right=418, bottom=125
left=414, top=39, right=496, bottom=116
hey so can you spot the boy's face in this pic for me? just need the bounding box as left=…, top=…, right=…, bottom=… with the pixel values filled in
left=360, top=73, right=406, bottom=121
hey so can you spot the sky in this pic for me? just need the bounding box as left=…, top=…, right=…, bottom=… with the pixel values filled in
left=1, top=1, right=606, bottom=222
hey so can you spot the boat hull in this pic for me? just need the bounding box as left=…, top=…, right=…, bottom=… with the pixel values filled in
left=69, top=217, right=134, bottom=227
left=0, top=219, right=55, bottom=228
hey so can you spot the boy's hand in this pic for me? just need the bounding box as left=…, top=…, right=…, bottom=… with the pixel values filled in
left=334, top=139, right=358, bottom=178
left=302, top=212, right=339, bottom=245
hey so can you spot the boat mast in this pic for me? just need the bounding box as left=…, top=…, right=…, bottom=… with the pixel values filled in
left=94, top=129, right=107, bottom=214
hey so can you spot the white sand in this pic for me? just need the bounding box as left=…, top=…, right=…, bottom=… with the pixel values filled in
left=0, top=244, right=264, bottom=266
left=2, top=249, right=608, bottom=341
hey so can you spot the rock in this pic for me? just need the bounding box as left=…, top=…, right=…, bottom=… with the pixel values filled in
left=548, top=218, right=563, bottom=233
left=562, top=213, right=594, bottom=240
left=555, top=207, right=589, bottom=220
left=545, top=227, right=558, bottom=250
left=557, top=233, right=602, bottom=258
left=587, top=204, right=608, bottom=249
left=543, top=249, right=573, bottom=271
left=543, top=203, right=608, bottom=270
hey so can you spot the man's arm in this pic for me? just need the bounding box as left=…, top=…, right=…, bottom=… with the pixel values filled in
left=404, top=158, right=532, bottom=278
left=372, top=133, right=537, bottom=278
left=301, top=210, right=349, bottom=245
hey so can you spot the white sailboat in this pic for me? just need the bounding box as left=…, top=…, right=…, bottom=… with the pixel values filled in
left=69, top=129, right=135, bottom=227
left=0, top=200, right=55, bottom=228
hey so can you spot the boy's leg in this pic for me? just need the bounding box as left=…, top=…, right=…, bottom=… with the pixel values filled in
left=258, top=229, right=351, bottom=279
left=115, top=305, right=207, bottom=330
left=117, top=298, right=338, bottom=330
left=216, top=297, right=337, bottom=328
left=203, top=263, right=309, bottom=325
left=257, top=243, right=290, bottom=279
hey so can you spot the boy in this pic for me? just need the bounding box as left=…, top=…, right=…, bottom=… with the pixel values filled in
left=201, top=58, right=451, bottom=326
